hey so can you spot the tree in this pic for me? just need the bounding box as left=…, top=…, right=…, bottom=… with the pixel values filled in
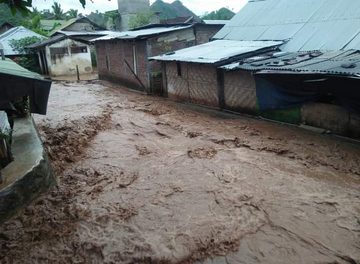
left=66, top=9, right=78, bottom=19
left=51, top=2, right=64, bottom=20
left=9, top=36, right=45, bottom=72
left=202, top=8, right=235, bottom=20
left=129, top=12, right=153, bottom=30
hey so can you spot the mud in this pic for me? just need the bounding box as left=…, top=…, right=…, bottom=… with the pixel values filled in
left=0, top=80, right=359, bottom=264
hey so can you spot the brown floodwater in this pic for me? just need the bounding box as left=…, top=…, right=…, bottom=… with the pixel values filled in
left=0, top=81, right=359, bottom=264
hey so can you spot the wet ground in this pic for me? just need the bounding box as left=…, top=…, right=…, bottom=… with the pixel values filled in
left=0, top=81, right=359, bottom=264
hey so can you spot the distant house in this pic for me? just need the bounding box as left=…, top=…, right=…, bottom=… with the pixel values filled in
left=40, top=20, right=67, bottom=34
left=0, top=26, right=45, bottom=57
left=29, top=17, right=110, bottom=77
left=48, top=17, right=106, bottom=36
left=0, top=22, right=14, bottom=35
left=152, top=0, right=360, bottom=138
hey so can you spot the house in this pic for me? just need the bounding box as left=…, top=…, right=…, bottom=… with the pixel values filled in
left=28, top=17, right=110, bottom=77
left=151, top=0, right=360, bottom=138
left=48, top=17, right=106, bottom=36
left=28, top=30, right=111, bottom=77
left=0, top=57, right=53, bottom=224
left=151, top=40, right=282, bottom=107
left=0, top=22, right=14, bottom=35
left=0, top=26, right=45, bottom=57
left=93, top=24, right=197, bottom=93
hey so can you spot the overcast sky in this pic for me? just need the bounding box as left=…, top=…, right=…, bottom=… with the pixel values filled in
left=31, top=0, right=247, bottom=16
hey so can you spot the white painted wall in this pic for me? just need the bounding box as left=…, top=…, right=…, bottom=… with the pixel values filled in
left=45, top=38, right=93, bottom=77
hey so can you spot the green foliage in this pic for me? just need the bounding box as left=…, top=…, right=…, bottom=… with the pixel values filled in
left=51, top=2, right=64, bottom=20
left=87, top=10, right=119, bottom=30
left=66, top=9, right=78, bottom=19
left=9, top=36, right=44, bottom=72
left=0, top=3, right=27, bottom=26
left=202, top=7, right=235, bottom=20
left=9, top=36, right=42, bottom=54
left=129, top=12, right=154, bottom=30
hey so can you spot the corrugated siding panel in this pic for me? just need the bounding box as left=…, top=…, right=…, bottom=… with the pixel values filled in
left=166, top=62, right=190, bottom=101
left=224, top=71, right=257, bottom=112
left=165, top=63, right=219, bottom=107
left=187, top=64, right=218, bottom=107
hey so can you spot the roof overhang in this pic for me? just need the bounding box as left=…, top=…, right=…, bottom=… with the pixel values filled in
left=150, top=40, right=283, bottom=65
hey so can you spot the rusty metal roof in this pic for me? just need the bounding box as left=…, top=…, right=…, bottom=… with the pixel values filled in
left=221, top=50, right=360, bottom=77
left=214, top=0, right=360, bottom=52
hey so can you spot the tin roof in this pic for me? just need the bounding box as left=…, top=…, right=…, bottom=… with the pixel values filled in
left=0, top=58, right=46, bottom=80
left=203, top=20, right=228, bottom=25
left=92, top=25, right=193, bottom=41
left=214, top=0, right=360, bottom=52
left=150, top=40, right=283, bottom=64
left=0, top=26, right=46, bottom=55
left=28, top=30, right=111, bottom=49
left=221, top=50, right=360, bottom=77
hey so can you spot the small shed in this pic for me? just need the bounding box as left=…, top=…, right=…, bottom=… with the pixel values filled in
left=93, top=24, right=197, bottom=93
left=150, top=39, right=281, bottom=108
left=28, top=31, right=110, bottom=77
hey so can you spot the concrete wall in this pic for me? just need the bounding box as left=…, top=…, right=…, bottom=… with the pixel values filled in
left=96, top=39, right=149, bottom=91
left=223, top=70, right=257, bottom=113
left=165, top=62, right=219, bottom=107
left=147, top=28, right=196, bottom=74
left=194, top=24, right=224, bottom=45
left=301, top=103, right=360, bottom=138
left=118, top=0, right=150, bottom=31
left=45, top=39, right=93, bottom=77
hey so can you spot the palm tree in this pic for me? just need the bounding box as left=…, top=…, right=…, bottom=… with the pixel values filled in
left=51, top=2, right=64, bottom=20
left=67, top=9, right=78, bottom=19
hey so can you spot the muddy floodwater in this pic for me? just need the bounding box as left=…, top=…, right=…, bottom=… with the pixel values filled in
left=0, top=81, right=359, bottom=264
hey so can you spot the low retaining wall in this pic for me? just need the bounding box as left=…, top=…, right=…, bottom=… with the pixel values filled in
left=0, top=117, right=55, bottom=224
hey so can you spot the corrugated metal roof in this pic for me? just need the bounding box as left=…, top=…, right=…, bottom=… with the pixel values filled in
left=56, top=30, right=113, bottom=37
left=0, top=58, right=46, bottom=80
left=0, top=26, right=46, bottom=55
left=221, top=50, right=360, bottom=76
left=28, top=30, right=112, bottom=49
left=27, top=34, right=66, bottom=49
left=203, top=20, right=228, bottom=25
left=214, top=0, right=360, bottom=52
left=92, top=25, right=193, bottom=41
left=150, top=40, right=283, bottom=64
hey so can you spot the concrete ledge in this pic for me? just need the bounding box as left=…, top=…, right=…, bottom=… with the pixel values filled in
left=0, top=117, right=55, bottom=224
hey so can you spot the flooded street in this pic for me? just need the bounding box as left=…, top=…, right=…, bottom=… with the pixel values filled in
left=0, top=81, right=359, bottom=264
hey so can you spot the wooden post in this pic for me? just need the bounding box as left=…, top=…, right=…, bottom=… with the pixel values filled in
left=76, top=65, right=80, bottom=81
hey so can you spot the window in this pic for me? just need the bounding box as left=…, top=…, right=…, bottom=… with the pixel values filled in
left=176, top=62, right=182, bottom=77
left=71, top=46, right=88, bottom=54
left=50, top=47, right=68, bottom=56
left=50, top=47, right=68, bottom=64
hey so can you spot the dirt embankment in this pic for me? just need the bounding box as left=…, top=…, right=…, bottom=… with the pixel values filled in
left=0, top=81, right=359, bottom=264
